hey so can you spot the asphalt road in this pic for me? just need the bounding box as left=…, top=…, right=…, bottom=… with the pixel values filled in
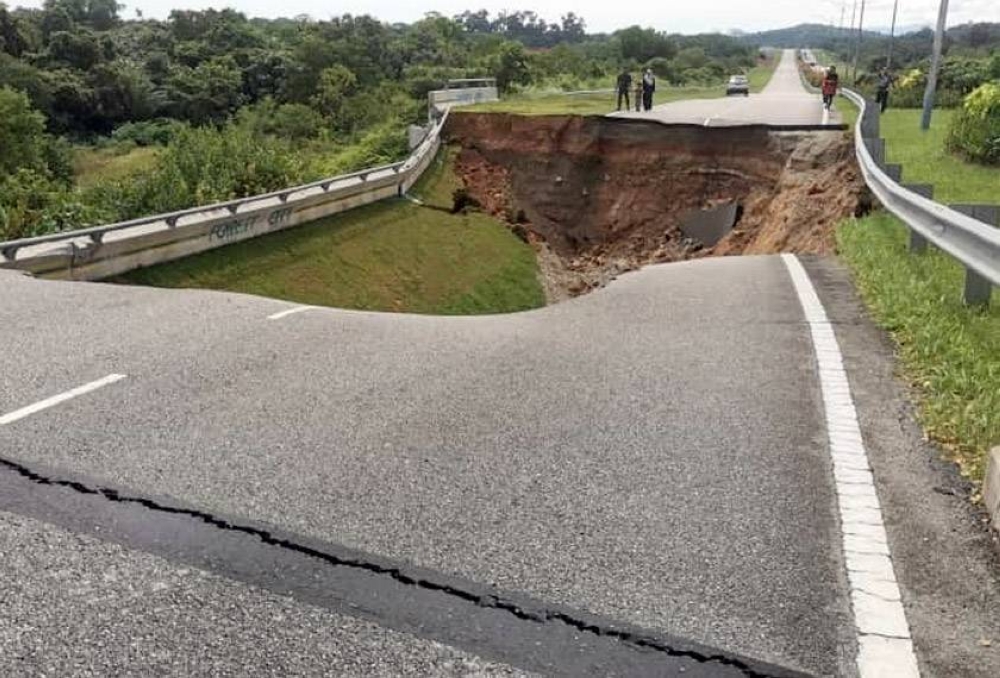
left=3, top=246, right=1000, bottom=676
left=619, top=49, right=842, bottom=128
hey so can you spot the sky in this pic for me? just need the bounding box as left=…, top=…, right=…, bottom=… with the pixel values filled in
left=11, top=0, right=1000, bottom=34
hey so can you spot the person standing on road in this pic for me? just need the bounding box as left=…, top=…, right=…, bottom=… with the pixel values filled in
left=642, top=68, right=656, bottom=111
left=616, top=68, right=633, bottom=111
left=634, top=76, right=643, bottom=112
left=875, top=68, right=895, bottom=114
left=821, top=65, right=839, bottom=110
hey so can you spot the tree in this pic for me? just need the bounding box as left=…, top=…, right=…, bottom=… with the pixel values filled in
left=493, top=41, right=531, bottom=93
left=560, top=13, right=585, bottom=42
left=0, top=3, right=32, bottom=57
left=0, top=87, right=48, bottom=177
left=311, top=64, right=358, bottom=123
left=46, top=28, right=103, bottom=70
left=615, top=26, right=676, bottom=64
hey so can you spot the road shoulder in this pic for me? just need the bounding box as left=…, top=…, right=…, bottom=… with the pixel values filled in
left=802, top=255, right=1000, bottom=678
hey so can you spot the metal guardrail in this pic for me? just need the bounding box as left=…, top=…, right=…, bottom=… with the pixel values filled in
left=0, top=162, right=404, bottom=262
left=0, top=109, right=451, bottom=272
left=842, top=88, right=999, bottom=305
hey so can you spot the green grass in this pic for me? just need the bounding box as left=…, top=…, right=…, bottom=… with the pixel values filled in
left=881, top=108, right=1000, bottom=204
left=837, top=212, right=1000, bottom=483
left=748, top=53, right=780, bottom=93
left=116, top=149, right=546, bottom=315
left=73, top=145, right=161, bottom=188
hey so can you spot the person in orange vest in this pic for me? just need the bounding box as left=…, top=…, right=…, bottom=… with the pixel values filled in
left=821, top=66, right=839, bottom=110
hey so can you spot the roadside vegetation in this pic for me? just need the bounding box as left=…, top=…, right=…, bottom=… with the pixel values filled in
left=837, top=213, right=1000, bottom=484
left=115, top=148, right=546, bottom=315
left=808, top=23, right=1000, bottom=487
left=0, top=2, right=770, bottom=241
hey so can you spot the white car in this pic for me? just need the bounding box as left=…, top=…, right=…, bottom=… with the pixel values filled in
left=726, top=75, right=750, bottom=97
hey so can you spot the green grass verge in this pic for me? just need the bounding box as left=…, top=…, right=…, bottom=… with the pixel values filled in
left=881, top=108, right=1000, bottom=204
left=748, top=54, right=779, bottom=93
left=837, top=212, right=1000, bottom=483
left=116, top=150, right=545, bottom=315
left=73, top=145, right=161, bottom=188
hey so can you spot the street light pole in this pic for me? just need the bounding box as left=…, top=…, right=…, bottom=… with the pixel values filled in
left=886, top=0, right=900, bottom=71
left=921, top=0, right=950, bottom=130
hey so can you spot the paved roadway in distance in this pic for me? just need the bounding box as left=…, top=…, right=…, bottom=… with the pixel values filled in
left=618, top=48, right=841, bottom=127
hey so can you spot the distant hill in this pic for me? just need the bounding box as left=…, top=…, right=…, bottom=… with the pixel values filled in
left=739, top=23, right=879, bottom=48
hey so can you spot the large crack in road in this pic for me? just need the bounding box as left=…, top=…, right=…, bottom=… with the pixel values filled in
left=0, top=452, right=812, bottom=678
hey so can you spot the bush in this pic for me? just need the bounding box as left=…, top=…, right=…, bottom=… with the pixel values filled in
left=87, top=121, right=308, bottom=221
left=947, top=83, right=1000, bottom=165
left=0, top=169, right=108, bottom=240
left=112, top=119, right=184, bottom=146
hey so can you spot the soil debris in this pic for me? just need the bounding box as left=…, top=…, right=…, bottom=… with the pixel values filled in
left=444, top=113, right=867, bottom=301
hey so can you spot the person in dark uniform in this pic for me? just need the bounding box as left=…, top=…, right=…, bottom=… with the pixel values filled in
left=616, top=68, right=632, bottom=111
left=641, top=68, right=656, bottom=111
left=875, top=68, right=895, bottom=113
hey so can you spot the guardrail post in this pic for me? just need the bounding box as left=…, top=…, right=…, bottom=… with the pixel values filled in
left=903, top=184, right=934, bottom=200
left=860, top=100, right=880, bottom=140
left=951, top=204, right=1000, bottom=228
left=909, top=231, right=929, bottom=253
left=964, top=269, right=993, bottom=306
left=866, top=138, right=886, bottom=166
left=902, top=185, right=935, bottom=254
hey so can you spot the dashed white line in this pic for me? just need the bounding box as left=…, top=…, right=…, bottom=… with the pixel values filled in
left=267, top=305, right=317, bottom=321
left=781, top=254, right=921, bottom=678
left=0, top=374, right=127, bottom=427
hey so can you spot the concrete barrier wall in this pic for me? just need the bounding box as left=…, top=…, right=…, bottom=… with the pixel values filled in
left=1, top=114, right=450, bottom=282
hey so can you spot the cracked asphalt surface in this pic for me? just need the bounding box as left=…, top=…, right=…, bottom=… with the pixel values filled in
left=0, top=509, right=531, bottom=677
left=2, top=252, right=999, bottom=676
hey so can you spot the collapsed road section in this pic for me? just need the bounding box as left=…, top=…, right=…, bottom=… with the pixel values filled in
left=444, top=113, right=868, bottom=300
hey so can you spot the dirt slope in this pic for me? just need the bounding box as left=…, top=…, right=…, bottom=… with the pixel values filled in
left=444, top=113, right=867, bottom=299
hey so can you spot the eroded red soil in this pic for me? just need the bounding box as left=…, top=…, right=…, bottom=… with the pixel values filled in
left=444, top=113, right=867, bottom=299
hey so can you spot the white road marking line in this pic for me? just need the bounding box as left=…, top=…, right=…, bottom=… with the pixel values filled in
left=781, top=254, right=921, bottom=678
left=267, top=305, right=317, bottom=321
left=0, top=374, right=127, bottom=427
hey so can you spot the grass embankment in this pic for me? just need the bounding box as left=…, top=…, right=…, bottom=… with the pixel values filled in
left=838, top=214, right=1000, bottom=483
left=117, top=148, right=546, bottom=315
left=837, top=107, right=1000, bottom=483
left=472, top=56, right=779, bottom=116
left=881, top=109, right=1000, bottom=204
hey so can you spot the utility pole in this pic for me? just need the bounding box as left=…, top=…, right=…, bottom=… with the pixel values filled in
left=852, top=0, right=866, bottom=83
left=921, top=0, right=950, bottom=130
left=886, top=0, right=900, bottom=71
left=848, top=0, right=858, bottom=79
left=839, top=1, right=846, bottom=33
